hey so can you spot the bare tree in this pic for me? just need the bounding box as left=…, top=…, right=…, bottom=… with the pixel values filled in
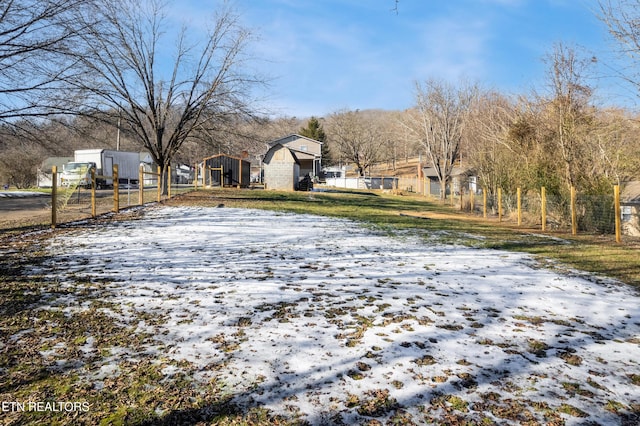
left=60, top=0, right=260, bottom=193
left=541, top=43, right=597, bottom=191
left=326, top=110, right=386, bottom=176
left=386, top=110, right=420, bottom=168
left=403, top=79, right=477, bottom=199
left=593, top=108, right=640, bottom=182
left=0, top=124, right=47, bottom=187
left=466, top=90, right=518, bottom=197
left=0, top=0, right=85, bottom=121
left=599, top=0, right=640, bottom=92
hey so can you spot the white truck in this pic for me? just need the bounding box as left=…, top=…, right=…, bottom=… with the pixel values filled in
left=61, top=149, right=141, bottom=188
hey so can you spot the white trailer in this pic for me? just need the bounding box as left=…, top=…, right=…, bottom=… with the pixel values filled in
left=61, top=149, right=141, bottom=188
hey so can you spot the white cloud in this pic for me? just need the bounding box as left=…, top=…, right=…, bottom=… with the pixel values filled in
left=405, top=14, right=492, bottom=84
left=234, top=0, right=619, bottom=115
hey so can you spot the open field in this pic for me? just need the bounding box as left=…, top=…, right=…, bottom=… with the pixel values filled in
left=1, top=188, right=639, bottom=425
left=170, top=189, right=640, bottom=288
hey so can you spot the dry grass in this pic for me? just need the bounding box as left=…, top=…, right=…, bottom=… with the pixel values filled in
left=167, top=188, right=640, bottom=288
left=0, top=186, right=638, bottom=425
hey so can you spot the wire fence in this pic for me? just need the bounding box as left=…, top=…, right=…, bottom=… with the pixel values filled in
left=465, top=186, right=632, bottom=241
left=395, top=176, right=639, bottom=241
left=50, top=167, right=639, bottom=242
left=50, top=165, right=192, bottom=228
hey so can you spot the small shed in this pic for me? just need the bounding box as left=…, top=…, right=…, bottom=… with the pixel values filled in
left=202, top=154, right=250, bottom=188
left=423, top=166, right=476, bottom=197
left=267, top=134, right=323, bottom=179
left=621, top=180, right=640, bottom=236
left=263, top=143, right=300, bottom=190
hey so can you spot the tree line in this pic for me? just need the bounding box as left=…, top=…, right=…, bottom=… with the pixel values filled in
left=0, top=0, right=262, bottom=192
left=0, top=0, right=639, bottom=200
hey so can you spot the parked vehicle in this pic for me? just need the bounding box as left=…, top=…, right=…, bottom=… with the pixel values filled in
left=61, top=149, right=140, bottom=189
left=60, top=161, right=95, bottom=188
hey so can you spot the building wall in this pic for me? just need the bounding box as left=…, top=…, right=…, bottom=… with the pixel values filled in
left=37, top=157, right=74, bottom=187
left=280, top=136, right=322, bottom=157
left=266, top=135, right=323, bottom=179
left=203, top=155, right=250, bottom=187
left=622, top=204, right=640, bottom=237
left=263, top=145, right=300, bottom=190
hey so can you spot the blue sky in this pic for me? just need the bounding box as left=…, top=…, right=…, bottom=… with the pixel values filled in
left=224, top=0, right=627, bottom=117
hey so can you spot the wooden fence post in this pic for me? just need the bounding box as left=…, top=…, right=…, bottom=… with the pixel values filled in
left=541, top=186, right=547, bottom=231
left=113, top=164, right=119, bottom=213
left=570, top=186, right=577, bottom=235
left=517, top=187, right=522, bottom=226
left=498, top=188, right=503, bottom=222
left=51, top=166, right=57, bottom=229
left=614, top=184, right=621, bottom=243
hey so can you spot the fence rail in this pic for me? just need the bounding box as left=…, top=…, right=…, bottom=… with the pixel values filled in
left=50, top=164, right=191, bottom=228
left=50, top=164, right=638, bottom=243
left=336, top=176, right=639, bottom=242
left=458, top=185, right=631, bottom=242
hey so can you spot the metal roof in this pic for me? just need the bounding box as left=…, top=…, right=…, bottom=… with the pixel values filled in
left=422, top=166, right=474, bottom=178
left=622, top=180, right=640, bottom=204
left=267, top=134, right=323, bottom=146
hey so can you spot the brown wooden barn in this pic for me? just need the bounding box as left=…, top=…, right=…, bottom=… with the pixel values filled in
left=202, top=154, right=250, bottom=188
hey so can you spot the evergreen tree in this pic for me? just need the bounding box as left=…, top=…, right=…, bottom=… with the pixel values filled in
left=299, top=116, right=325, bottom=141
left=300, top=116, right=333, bottom=166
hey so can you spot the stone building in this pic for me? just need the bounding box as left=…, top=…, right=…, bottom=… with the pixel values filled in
left=263, top=143, right=301, bottom=191
left=267, top=134, right=323, bottom=179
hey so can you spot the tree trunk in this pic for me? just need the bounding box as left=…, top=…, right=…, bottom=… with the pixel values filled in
left=161, top=164, right=170, bottom=196
left=439, top=177, right=447, bottom=200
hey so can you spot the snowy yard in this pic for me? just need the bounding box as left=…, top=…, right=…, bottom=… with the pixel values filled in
left=31, top=206, right=640, bottom=424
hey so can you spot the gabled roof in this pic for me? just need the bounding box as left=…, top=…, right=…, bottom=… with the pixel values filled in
left=422, top=166, right=475, bottom=178
left=140, top=152, right=154, bottom=164
left=622, top=180, right=640, bottom=204
left=264, top=143, right=301, bottom=165
left=268, top=134, right=323, bottom=146
left=286, top=147, right=316, bottom=160
left=202, top=153, right=248, bottom=162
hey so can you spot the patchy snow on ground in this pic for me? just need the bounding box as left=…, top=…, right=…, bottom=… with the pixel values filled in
left=39, top=206, right=640, bottom=424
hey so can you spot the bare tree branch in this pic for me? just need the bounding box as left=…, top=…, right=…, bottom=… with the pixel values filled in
left=402, top=79, right=477, bottom=199
left=0, top=0, right=89, bottom=120
left=56, top=0, right=262, bottom=193
left=326, top=110, right=387, bottom=176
